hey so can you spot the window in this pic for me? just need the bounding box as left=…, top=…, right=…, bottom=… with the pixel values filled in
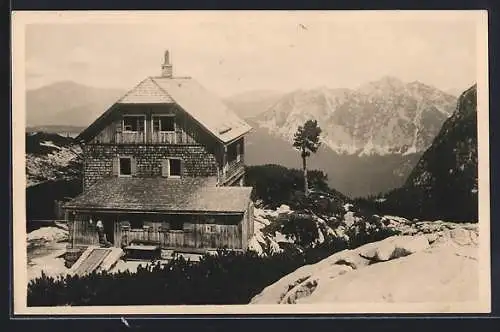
left=153, top=115, right=175, bottom=132
left=168, top=158, right=181, bottom=177
left=123, top=115, right=145, bottom=132
left=170, top=220, right=183, bottom=231
left=119, top=157, right=132, bottom=176
left=129, top=220, right=143, bottom=229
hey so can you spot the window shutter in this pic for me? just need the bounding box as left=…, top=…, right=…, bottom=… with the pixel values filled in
left=130, top=157, right=137, bottom=176
left=161, top=159, right=169, bottom=177
left=112, top=157, right=119, bottom=176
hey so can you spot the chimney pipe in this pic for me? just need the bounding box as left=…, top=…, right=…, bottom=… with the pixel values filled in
left=161, top=50, right=173, bottom=78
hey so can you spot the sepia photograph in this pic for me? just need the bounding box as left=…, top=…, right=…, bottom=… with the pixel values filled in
left=11, top=10, right=490, bottom=315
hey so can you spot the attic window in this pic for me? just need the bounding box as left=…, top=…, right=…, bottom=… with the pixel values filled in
left=123, top=115, right=145, bottom=132
left=153, top=115, right=175, bottom=132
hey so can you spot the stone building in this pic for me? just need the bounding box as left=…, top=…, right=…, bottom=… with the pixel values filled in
left=63, top=50, right=254, bottom=257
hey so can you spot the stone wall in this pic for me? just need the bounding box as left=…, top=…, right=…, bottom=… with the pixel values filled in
left=83, top=144, right=218, bottom=189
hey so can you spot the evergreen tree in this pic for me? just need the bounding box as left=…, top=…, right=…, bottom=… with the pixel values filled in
left=293, top=120, right=322, bottom=197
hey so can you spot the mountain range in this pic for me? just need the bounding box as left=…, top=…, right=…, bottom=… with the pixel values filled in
left=379, top=84, right=478, bottom=221
left=25, top=78, right=461, bottom=198
left=26, top=81, right=126, bottom=128
left=256, top=76, right=457, bottom=156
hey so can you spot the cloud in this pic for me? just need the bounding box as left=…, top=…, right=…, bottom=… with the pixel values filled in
left=24, top=13, right=479, bottom=96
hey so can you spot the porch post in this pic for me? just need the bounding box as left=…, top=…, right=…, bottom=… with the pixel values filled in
left=68, top=210, right=76, bottom=249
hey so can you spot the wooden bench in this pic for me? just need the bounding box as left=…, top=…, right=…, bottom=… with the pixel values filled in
left=123, top=243, right=161, bottom=261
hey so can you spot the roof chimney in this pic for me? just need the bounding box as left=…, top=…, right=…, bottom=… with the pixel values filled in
left=161, top=50, right=173, bottom=78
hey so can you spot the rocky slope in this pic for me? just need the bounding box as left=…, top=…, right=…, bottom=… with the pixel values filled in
left=381, top=84, right=478, bottom=221
left=26, top=132, right=82, bottom=187
left=257, top=77, right=457, bottom=156
left=250, top=220, right=479, bottom=308
left=248, top=201, right=398, bottom=257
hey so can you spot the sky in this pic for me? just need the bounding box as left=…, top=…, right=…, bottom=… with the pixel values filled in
left=24, top=11, right=481, bottom=97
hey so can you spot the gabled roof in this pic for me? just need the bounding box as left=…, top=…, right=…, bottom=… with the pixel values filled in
left=63, top=177, right=253, bottom=214
left=77, top=76, right=252, bottom=144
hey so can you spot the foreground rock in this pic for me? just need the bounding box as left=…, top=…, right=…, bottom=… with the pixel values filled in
left=250, top=225, right=479, bottom=305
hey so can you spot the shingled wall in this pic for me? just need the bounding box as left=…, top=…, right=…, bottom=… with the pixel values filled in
left=83, top=144, right=218, bottom=190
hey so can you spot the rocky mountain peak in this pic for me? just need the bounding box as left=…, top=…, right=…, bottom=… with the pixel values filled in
left=257, top=77, right=457, bottom=156
left=381, top=84, right=478, bottom=221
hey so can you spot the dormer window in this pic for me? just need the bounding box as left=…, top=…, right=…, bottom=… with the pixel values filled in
left=153, top=115, right=175, bottom=132
left=123, top=115, right=145, bottom=132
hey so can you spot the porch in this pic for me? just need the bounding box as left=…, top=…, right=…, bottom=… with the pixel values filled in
left=63, top=177, right=254, bottom=254
left=67, top=212, right=248, bottom=253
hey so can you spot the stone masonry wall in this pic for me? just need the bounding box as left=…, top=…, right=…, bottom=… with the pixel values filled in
left=83, top=144, right=218, bottom=189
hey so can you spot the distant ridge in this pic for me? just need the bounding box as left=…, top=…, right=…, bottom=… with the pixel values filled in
left=26, top=81, right=126, bottom=128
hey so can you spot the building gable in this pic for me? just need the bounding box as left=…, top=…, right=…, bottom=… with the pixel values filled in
left=77, top=77, right=252, bottom=144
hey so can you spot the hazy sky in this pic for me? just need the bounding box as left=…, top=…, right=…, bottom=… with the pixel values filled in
left=24, top=11, right=480, bottom=97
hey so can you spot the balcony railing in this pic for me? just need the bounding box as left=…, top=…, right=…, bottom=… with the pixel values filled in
left=115, top=131, right=145, bottom=144
left=151, top=131, right=176, bottom=144
left=221, top=158, right=244, bottom=184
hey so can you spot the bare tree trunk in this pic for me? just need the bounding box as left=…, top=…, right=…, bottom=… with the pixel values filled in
left=302, top=149, right=308, bottom=197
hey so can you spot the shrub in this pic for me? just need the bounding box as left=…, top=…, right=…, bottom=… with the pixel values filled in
left=27, top=213, right=399, bottom=307
left=28, top=249, right=307, bottom=306
left=245, top=165, right=340, bottom=208
left=280, top=213, right=319, bottom=248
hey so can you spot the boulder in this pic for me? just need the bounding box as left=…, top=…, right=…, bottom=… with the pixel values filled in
left=358, top=235, right=429, bottom=262
left=296, top=243, right=479, bottom=305
left=449, top=228, right=473, bottom=246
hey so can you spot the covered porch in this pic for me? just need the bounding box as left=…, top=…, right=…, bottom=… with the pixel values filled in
left=62, top=176, right=254, bottom=255
left=65, top=211, right=248, bottom=252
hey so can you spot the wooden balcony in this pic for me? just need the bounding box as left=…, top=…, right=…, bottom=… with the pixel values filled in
left=151, top=131, right=176, bottom=144
left=115, top=131, right=146, bottom=144
left=221, top=158, right=245, bottom=185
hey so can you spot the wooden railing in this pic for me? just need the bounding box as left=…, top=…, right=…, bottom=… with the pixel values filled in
left=121, top=226, right=241, bottom=250
left=115, top=131, right=146, bottom=144
left=222, top=158, right=244, bottom=184
left=151, top=131, right=176, bottom=144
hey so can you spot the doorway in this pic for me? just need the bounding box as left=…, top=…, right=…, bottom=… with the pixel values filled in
left=103, top=220, right=115, bottom=246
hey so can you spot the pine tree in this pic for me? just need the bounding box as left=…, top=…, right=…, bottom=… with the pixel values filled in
left=293, top=120, right=322, bottom=197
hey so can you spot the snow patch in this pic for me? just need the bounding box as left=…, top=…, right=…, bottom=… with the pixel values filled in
left=27, top=226, right=68, bottom=243
left=40, top=140, right=62, bottom=150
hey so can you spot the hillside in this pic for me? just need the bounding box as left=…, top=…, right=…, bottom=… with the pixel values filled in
left=257, top=77, right=457, bottom=156
left=26, top=81, right=126, bottom=127
left=379, top=84, right=478, bottom=221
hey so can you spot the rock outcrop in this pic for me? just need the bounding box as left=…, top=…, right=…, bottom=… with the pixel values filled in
left=382, top=84, right=478, bottom=221
left=250, top=223, right=479, bottom=306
